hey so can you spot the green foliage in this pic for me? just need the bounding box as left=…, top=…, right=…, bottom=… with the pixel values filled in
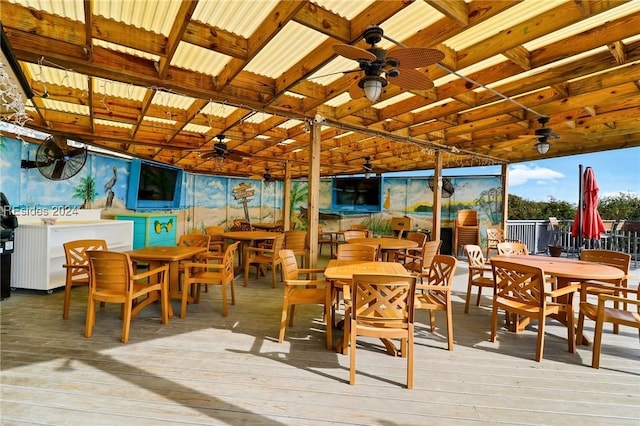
left=508, top=193, right=640, bottom=220
left=598, top=193, right=640, bottom=220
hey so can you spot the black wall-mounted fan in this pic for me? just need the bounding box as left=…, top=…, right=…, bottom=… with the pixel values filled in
left=20, top=136, right=87, bottom=180
left=332, top=26, right=444, bottom=101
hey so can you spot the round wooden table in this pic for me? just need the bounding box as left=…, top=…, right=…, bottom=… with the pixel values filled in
left=491, top=255, right=625, bottom=344
left=348, top=237, right=418, bottom=261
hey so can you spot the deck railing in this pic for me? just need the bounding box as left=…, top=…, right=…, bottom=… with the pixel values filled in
left=505, top=219, right=639, bottom=267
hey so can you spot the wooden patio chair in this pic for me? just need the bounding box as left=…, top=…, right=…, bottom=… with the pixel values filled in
left=244, top=233, right=285, bottom=288
left=85, top=250, right=169, bottom=344
left=575, top=283, right=640, bottom=368
left=486, top=228, right=520, bottom=258
left=463, top=244, right=493, bottom=313
left=398, top=240, right=442, bottom=284
left=318, top=225, right=339, bottom=258
left=62, top=239, right=108, bottom=319
left=284, top=230, right=309, bottom=268
left=490, top=259, right=579, bottom=361
left=393, top=231, right=428, bottom=265
left=182, top=242, right=240, bottom=317
left=414, top=255, right=458, bottom=351
left=453, top=209, right=480, bottom=258
left=278, top=249, right=332, bottom=349
left=496, top=241, right=528, bottom=255
left=349, top=273, right=417, bottom=388
left=204, top=225, right=227, bottom=256
left=578, top=249, right=631, bottom=334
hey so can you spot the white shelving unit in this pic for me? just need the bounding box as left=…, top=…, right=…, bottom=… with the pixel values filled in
left=10, top=220, right=133, bottom=292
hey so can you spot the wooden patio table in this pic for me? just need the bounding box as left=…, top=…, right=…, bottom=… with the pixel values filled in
left=490, top=254, right=625, bottom=345
left=324, top=259, right=411, bottom=355
left=348, top=237, right=418, bottom=261
left=127, top=245, right=207, bottom=318
left=221, top=230, right=281, bottom=271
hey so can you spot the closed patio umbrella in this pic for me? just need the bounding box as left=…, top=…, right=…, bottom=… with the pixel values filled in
left=571, top=166, right=606, bottom=243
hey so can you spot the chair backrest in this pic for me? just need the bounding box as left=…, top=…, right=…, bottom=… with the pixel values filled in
left=491, top=259, right=546, bottom=307
left=423, top=255, right=457, bottom=291
left=413, top=240, right=442, bottom=272
left=205, top=225, right=225, bottom=237
left=63, top=239, right=108, bottom=280
left=349, top=224, right=369, bottom=231
left=263, top=233, right=286, bottom=259
left=486, top=228, right=505, bottom=248
left=404, top=231, right=428, bottom=248
left=343, top=230, right=367, bottom=242
left=497, top=242, right=528, bottom=255
left=350, top=273, right=417, bottom=327
left=456, top=209, right=478, bottom=227
left=279, top=249, right=300, bottom=280
left=284, top=230, right=308, bottom=252
left=221, top=242, right=240, bottom=281
left=231, top=218, right=252, bottom=231
left=337, top=243, right=377, bottom=261
left=87, top=250, right=134, bottom=297
left=580, top=249, right=631, bottom=274
left=178, top=233, right=211, bottom=248
left=464, top=244, right=486, bottom=268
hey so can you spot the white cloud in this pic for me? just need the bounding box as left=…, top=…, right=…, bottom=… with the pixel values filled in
left=509, top=164, right=565, bottom=186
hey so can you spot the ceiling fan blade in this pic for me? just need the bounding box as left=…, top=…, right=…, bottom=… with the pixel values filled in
left=388, top=48, right=444, bottom=68
left=348, top=81, right=365, bottom=99
left=388, top=68, right=434, bottom=90
left=200, top=151, right=220, bottom=160
left=51, top=159, right=66, bottom=180
left=333, top=44, right=376, bottom=61
left=227, top=150, right=246, bottom=162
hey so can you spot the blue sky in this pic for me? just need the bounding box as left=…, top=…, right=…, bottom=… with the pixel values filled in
left=387, top=147, right=640, bottom=205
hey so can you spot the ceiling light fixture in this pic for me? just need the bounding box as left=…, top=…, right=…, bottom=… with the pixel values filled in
left=535, top=137, right=550, bottom=155
left=359, top=76, right=387, bottom=102
left=363, top=156, right=373, bottom=179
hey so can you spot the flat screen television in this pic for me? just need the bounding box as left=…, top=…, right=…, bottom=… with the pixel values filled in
left=126, top=159, right=183, bottom=210
left=331, top=176, right=382, bottom=212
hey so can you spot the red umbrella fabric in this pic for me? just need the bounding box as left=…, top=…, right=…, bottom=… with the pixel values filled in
left=571, top=166, right=606, bottom=239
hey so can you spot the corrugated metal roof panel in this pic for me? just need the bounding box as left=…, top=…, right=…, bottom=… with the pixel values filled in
left=315, top=0, right=375, bottom=20
left=201, top=102, right=237, bottom=118
left=444, top=0, right=563, bottom=51
left=381, top=1, right=445, bottom=50
left=8, top=0, right=84, bottom=21
left=171, top=42, right=230, bottom=77
left=183, top=123, right=211, bottom=134
left=94, top=118, right=133, bottom=130
left=93, top=0, right=181, bottom=35
left=25, top=63, right=87, bottom=90
left=151, top=91, right=195, bottom=110
left=192, top=0, right=279, bottom=38
left=42, top=99, right=88, bottom=115
left=93, top=39, right=160, bottom=62
left=94, top=77, right=146, bottom=101
left=244, top=21, right=327, bottom=78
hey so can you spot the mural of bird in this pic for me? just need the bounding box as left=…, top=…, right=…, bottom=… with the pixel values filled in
left=104, top=166, right=118, bottom=208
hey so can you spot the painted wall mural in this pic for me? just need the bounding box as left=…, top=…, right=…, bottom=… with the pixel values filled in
left=1, top=136, right=502, bottom=249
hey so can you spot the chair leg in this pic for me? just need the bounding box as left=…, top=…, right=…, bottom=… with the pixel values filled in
left=121, top=301, right=133, bottom=344
left=446, top=301, right=454, bottom=351
left=349, top=318, right=357, bottom=385
left=575, top=309, right=586, bottom=347
left=464, top=280, right=473, bottom=314
left=244, top=263, right=250, bottom=287
left=591, top=317, right=604, bottom=368
left=429, top=310, right=436, bottom=332
left=63, top=282, right=72, bottom=319
left=535, top=315, right=545, bottom=362
left=221, top=283, right=228, bottom=317
left=279, top=293, right=290, bottom=343
left=407, top=328, right=414, bottom=389
left=490, top=305, right=498, bottom=342
left=84, top=297, right=95, bottom=338
left=476, top=287, right=482, bottom=307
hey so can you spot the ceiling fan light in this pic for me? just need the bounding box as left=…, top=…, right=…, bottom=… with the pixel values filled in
left=535, top=140, right=550, bottom=155
left=360, top=76, right=387, bottom=102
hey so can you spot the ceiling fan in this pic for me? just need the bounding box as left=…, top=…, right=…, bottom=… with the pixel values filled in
left=331, top=25, right=445, bottom=102
left=197, top=134, right=246, bottom=162
left=519, top=116, right=560, bottom=154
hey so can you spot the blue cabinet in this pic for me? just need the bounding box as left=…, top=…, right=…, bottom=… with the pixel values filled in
left=115, top=213, right=177, bottom=249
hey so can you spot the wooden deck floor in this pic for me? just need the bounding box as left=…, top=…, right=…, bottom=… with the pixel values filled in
left=1, top=256, right=639, bottom=425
